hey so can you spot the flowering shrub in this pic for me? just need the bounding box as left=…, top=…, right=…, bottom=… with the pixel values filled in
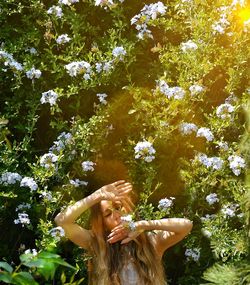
left=0, top=0, right=249, bottom=284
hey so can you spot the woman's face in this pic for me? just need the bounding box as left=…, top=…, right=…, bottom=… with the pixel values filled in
left=100, top=200, right=124, bottom=232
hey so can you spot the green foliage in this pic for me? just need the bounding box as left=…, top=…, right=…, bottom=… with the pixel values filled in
left=0, top=0, right=249, bottom=284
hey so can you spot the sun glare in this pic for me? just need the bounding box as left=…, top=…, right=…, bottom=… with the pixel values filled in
left=238, top=8, right=250, bottom=22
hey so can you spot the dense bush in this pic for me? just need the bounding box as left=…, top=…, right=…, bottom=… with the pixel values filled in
left=0, top=0, right=249, bottom=284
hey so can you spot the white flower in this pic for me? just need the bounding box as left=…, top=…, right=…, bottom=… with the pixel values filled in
left=179, top=123, right=198, bottom=135
left=56, top=34, right=71, bottom=44
left=16, top=203, right=31, bottom=212
left=189, top=84, right=204, bottom=96
left=20, top=177, right=38, bottom=191
left=131, top=2, right=167, bottom=40
left=134, top=141, right=156, bottom=162
left=157, top=80, right=185, bottom=100
left=121, top=214, right=133, bottom=223
left=82, top=161, right=95, bottom=171
left=200, top=214, right=216, bottom=222
left=196, top=127, right=214, bottom=141
left=95, top=62, right=102, bottom=73
left=49, top=226, right=65, bottom=240
left=185, top=248, right=200, bottom=262
left=65, top=61, right=92, bottom=77
left=14, top=213, right=30, bottom=226
left=196, top=153, right=224, bottom=170
left=212, top=23, right=225, bottom=34
left=69, top=179, right=88, bottom=187
left=58, top=0, right=79, bottom=5
left=29, top=48, right=37, bottom=54
left=217, top=141, right=229, bottom=151
left=112, top=46, right=126, bottom=60
left=0, top=172, right=22, bottom=185
left=221, top=204, right=239, bottom=218
left=50, top=132, right=73, bottom=153
left=95, top=0, right=114, bottom=7
left=40, top=90, right=58, bottom=106
left=96, top=93, right=108, bottom=105
left=180, top=40, right=198, bottom=52
left=24, top=249, right=38, bottom=256
left=103, top=61, right=113, bottom=72
left=206, top=193, right=219, bottom=205
left=40, top=153, right=58, bottom=169
left=47, top=5, right=63, bottom=18
left=26, top=67, right=42, bottom=80
left=158, top=197, right=175, bottom=210
left=216, top=103, right=235, bottom=119
left=228, top=155, right=245, bottom=176
left=39, top=191, right=53, bottom=201
left=0, top=49, right=23, bottom=71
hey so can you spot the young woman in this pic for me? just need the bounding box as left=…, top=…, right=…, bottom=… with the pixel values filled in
left=55, top=180, right=193, bottom=285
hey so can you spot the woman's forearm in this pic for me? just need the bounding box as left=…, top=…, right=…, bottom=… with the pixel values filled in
left=55, top=189, right=103, bottom=225
left=135, top=218, right=193, bottom=234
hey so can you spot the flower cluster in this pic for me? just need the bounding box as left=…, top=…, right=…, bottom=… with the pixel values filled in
left=200, top=214, right=216, bottom=222
left=40, top=90, right=58, bottom=106
left=196, top=153, right=224, bottom=170
left=14, top=213, right=31, bottom=227
left=158, top=197, right=175, bottom=210
left=49, top=132, right=73, bottom=153
left=180, top=40, right=198, bottom=52
left=49, top=226, right=65, bottom=241
left=16, top=203, right=31, bottom=212
left=82, top=161, right=95, bottom=171
left=24, top=249, right=38, bottom=256
left=0, top=49, right=23, bottom=72
left=59, top=0, right=79, bottom=5
left=216, top=103, right=234, bottom=119
left=189, top=84, right=204, bottom=96
left=206, top=193, right=219, bottom=205
left=228, top=155, right=245, bottom=176
left=69, top=179, right=88, bottom=187
left=185, top=248, right=200, bottom=262
left=96, top=93, right=108, bottom=105
left=47, top=6, right=63, bottom=18
left=121, top=214, right=136, bottom=231
left=134, top=141, right=156, bottom=162
left=40, top=153, right=59, bottom=169
left=221, top=203, right=240, bottom=218
left=212, top=8, right=230, bottom=34
left=0, top=172, right=22, bottom=185
left=95, top=61, right=113, bottom=73
left=39, top=191, right=53, bottom=201
left=56, top=34, right=71, bottom=45
left=112, top=46, right=126, bottom=60
left=131, top=2, right=167, bottom=40
left=20, top=177, right=38, bottom=191
left=157, top=80, right=186, bottom=100
left=65, top=61, right=92, bottom=79
left=179, top=122, right=198, bottom=135
left=26, top=67, right=42, bottom=80
left=196, top=127, right=214, bottom=141
left=94, top=0, right=124, bottom=8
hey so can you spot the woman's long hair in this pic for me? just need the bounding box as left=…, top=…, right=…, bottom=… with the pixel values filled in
left=88, top=199, right=166, bottom=285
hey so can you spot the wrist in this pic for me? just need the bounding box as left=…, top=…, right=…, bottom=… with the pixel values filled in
left=95, top=188, right=105, bottom=202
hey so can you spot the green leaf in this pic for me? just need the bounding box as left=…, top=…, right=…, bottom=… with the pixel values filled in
left=0, top=262, right=13, bottom=273
left=12, top=272, right=38, bottom=285
left=0, top=272, right=13, bottom=283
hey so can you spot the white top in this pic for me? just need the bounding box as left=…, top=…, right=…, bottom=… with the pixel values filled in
left=119, top=257, right=140, bottom=285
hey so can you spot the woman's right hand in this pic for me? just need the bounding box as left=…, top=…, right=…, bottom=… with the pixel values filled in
left=98, top=180, right=132, bottom=201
